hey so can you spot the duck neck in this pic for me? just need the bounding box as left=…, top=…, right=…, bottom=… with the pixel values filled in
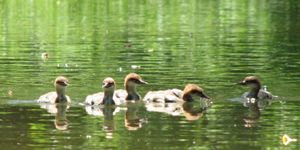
left=56, top=86, right=67, bottom=103
left=249, top=83, right=261, bottom=99
left=125, top=84, right=140, bottom=100
left=102, top=90, right=115, bottom=105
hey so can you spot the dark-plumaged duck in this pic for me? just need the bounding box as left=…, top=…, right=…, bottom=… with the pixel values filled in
left=238, top=76, right=276, bottom=100
left=114, top=73, right=148, bottom=101
left=37, top=76, right=71, bottom=104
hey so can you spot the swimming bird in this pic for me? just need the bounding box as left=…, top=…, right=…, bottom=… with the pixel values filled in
left=85, top=77, right=120, bottom=105
left=144, top=84, right=212, bottom=119
left=143, top=84, right=211, bottom=103
left=114, top=73, right=148, bottom=101
left=37, top=76, right=71, bottom=103
left=238, top=76, right=276, bottom=100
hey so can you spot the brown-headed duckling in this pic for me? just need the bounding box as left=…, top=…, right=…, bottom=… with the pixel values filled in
left=114, top=73, right=148, bottom=101
left=85, top=77, right=120, bottom=105
left=37, top=76, right=71, bottom=104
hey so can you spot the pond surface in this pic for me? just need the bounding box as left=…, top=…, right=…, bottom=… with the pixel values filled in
left=1, top=0, right=300, bottom=149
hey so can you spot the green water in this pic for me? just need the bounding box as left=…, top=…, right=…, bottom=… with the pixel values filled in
left=1, top=0, right=300, bottom=149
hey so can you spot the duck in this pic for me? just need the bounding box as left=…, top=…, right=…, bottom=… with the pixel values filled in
left=114, top=73, right=148, bottom=101
left=238, top=76, right=276, bottom=100
left=37, top=76, right=71, bottom=104
left=143, top=84, right=211, bottom=103
left=85, top=77, right=120, bottom=105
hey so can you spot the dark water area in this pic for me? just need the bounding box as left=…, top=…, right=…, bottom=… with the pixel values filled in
left=0, top=0, right=300, bottom=149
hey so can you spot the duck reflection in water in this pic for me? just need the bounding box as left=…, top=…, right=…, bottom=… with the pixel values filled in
left=125, top=102, right=144, bottom=131
left=143, top=84, right=212, bottom=121
left=182, top=101, right=207, bottom=121
left=38, top=103, right=70, bottom=130
left=238, top=76, right=277, bottom=127
left=54, top=103, right=69, bottom=130
left=85, top=105, right=121, bottom=139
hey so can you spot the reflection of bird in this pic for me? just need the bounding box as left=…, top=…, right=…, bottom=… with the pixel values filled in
left=182, top=102, right=205, bottom=121
left=38, top=102, right=70, bottom=130
left=54, top=104, right=69, bottom=130
left=144, top=84, right=211, bottom=103
left=114, top=73, right=148, bottom=101
left=84, top=105, right=121, bottom=116
left=85, top=77, right=122, bottom=105
left=102, top=106, right=116, bottom=139
left=37, top=76, right=71, bottom=104
left=125, top=103, right=143, bottom=131
left=84, top=105, right=119, bottom=139
left=239, top=76, right=276, bottom=100
left=243, top=102, right=261, bottom=128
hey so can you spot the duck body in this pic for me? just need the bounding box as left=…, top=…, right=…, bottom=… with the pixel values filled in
left=144, top=84, right=210, bottom=103
left=85, top=92, right=106, bottom=105
left=242, top=88, right=275, bottom=100
left=38, top=92, right=71, bottom=103
left=143, top=89, right=183, bottom=103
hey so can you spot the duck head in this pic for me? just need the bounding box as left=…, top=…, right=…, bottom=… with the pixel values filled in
left=54, top=76, right=69, bottom=95
left=124, top=73, right=148, bottom=87
left=182, top=84, right=211, bottom=102
left=239, top=76, right=261, bottom=89
left=102, top=77, right=116, bottom=93
left=124, top=73, right=147, bottom=100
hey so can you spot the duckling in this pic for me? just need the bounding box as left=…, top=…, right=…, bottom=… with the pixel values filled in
left=114, top=73, right=148, bottom=101
left=239, top=76, right=276, bottom=100
left=37, top=76, right=71, bottom=103
left=85, top=77, right=120, bottom=105
left=143, top=84, right=211, bottom=103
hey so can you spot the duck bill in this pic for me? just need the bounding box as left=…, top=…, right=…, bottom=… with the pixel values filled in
left=238, top=80, right=246, bottom=85
left=138, top=79, right=148, bottom=85
left=102, top=82, right=109, bottom=88
left=198, top=92, right=211, bottom=100
left=57, top=81, right=68, bottom=86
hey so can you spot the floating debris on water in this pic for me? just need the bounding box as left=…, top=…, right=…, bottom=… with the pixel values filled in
left=86, top=135, right=92, bottom=139
left=148, top=48, right=154, bottom=52
left=118, top=67, right=123, bottom=72
left=131, top=65, right=141, bottom=69
left=8, top=90, right=13, bottom=96
left=41, top=52, right=49, bottom=60
left=282, top=134, right=297, bottom=145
